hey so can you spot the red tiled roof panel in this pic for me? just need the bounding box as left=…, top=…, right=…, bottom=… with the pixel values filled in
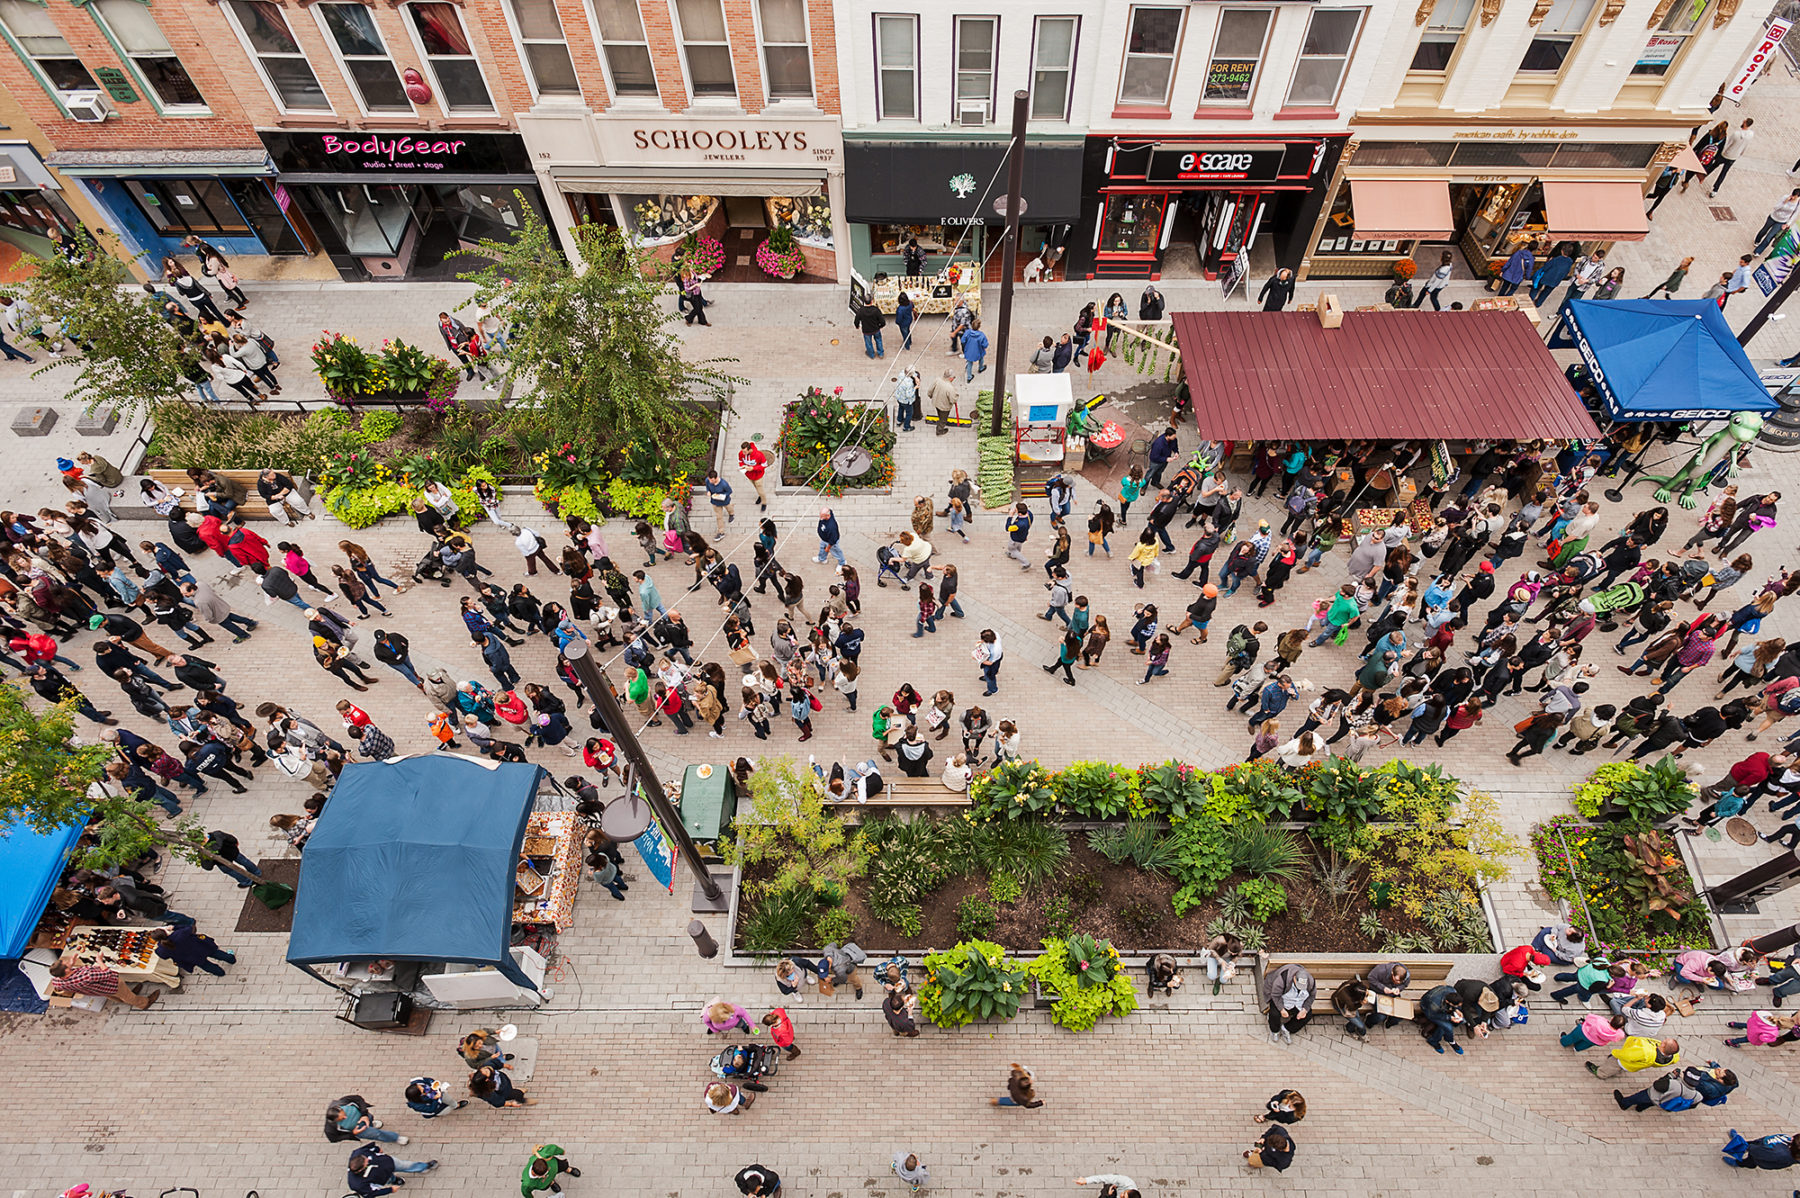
left=1168, top=309, right=1601, bottom=443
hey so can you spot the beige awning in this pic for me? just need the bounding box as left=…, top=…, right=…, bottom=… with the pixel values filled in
left=1348, top=178, right=1454, bottom=241
left=1542, top=180, right=1650, bottom=242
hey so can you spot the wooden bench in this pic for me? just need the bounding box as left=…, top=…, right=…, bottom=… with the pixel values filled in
left=827, top=777, right=970, bottom=820
left=1255, top=955, right=1455, bottom=1009
left=148, top=469, right=275, bottom=521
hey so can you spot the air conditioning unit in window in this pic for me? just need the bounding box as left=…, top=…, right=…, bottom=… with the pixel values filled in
left=957, top=100, right=990, bottom=127
left=62, top=91, right=114, bottom=123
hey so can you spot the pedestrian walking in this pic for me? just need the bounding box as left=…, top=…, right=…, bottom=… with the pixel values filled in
left=148, top=923, right=236, bottom=976
left=1643, top=256, right=1694, bottom=298
left=348, top=1146, right=438, bottom=1195
left=992, top=1063, right=1043, bottom=1108
left=1754, top=190, right=1800, bottom=256
left=736, top=1165, right=782, bottom=1196
left=892, top=1153, right=928, bottom=1193
left=521, top=1145, right=581, bottom=1195
left=857, top=299, right=886, bottom=358
left=1706, top=117, right=1754, bottom=196
left=764, top=1006, right=801, bottom=1058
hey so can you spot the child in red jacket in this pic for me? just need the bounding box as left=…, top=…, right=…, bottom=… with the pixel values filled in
left=763, top=1008, right=800, bottom=1060
left=1500, top=944, right=1551, bottom=991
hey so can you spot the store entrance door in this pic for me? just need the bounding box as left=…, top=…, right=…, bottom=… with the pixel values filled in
left=1193, top=190, right=1263, bottom=280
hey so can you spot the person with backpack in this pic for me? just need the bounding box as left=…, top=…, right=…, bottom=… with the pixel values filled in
left=1614, top=1063, right=1736, bottom=1111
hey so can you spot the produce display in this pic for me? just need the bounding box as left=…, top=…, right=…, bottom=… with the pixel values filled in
left=974, top=390, right=1015, bottom=509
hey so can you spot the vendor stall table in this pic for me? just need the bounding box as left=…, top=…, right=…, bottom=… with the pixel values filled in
left=868, top=266, right=982, bottom=316
left=513, top=812, right=580, bottom=932
left=64, top=924, right=182, bottom=989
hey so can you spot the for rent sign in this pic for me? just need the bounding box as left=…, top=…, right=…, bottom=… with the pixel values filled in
left=1725, top=19, right=1792, bottom=105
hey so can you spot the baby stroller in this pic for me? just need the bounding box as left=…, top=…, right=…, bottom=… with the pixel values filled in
left=412, top=546, right=451, bottom=587
left=710, top=1042, right=780, bottom=1091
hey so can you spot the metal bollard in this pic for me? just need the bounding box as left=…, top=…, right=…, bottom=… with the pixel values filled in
left=689, top=919, right=719, bottom=958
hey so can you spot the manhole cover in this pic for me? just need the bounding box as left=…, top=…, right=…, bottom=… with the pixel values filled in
left=1708, top=206, right=1737, bottom=222
left=1725, top=815, right=1760, bottom=845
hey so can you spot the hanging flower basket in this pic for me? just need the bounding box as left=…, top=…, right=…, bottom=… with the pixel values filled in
left=755, top=227, right=806, bottom=280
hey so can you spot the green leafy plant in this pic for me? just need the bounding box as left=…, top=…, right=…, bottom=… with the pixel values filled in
left=1225, top=823, right=1306, bottom=881
left=1042, top=894, right=1076, bottom=940
left=535, top=438, right=610, bottom=493
left=970, top=759, right=1063, bottom=821
left=1619, top=829, right=1696, bottom=919
left=969, top=818, right=1070, bottom=886
left=1216, top=759, right=1305, bottom=821
left=1358, top=788, right=1518, bottom=919
left=1220, top=887, right=1255, bottom=926
left=1054, top=761, right=1137, bottom=820
left=956, top=894, right=998, bottom=940
left=1593, top=756, right=1696, bottom=824
left=1028, top=937, right=1137, bottom=1032
left=1235, top=877, right=1289, bottom=922
left=356, top=409, right=404, bottom=444
left=324, top=480, right=414, bottom=529
left=312, top=331, right=378, bottom=399
left=988, top=869, right=1022, bottom=904
left=918, top=940, right=1028, bottom=1028
left=720, top=756, right=865, bottom=901
left=373, top=338, right=442, bottom=396
left=1137, top=759, right=1208, bottom=820
left=740, top=884, right=817, bottom=954
left=813, top=905, right=858, bottom=947
left=1086, top=819, right=1175, bottom=875
left=1418, top=887, right=1492, bottom=952
left=776, top=386, right=898, bottom=495
left=1303, top=756, right=1385, bottom=826
left=870, top=897, right=922, bottom=937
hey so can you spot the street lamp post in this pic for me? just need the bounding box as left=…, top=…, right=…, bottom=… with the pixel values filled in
left=560, top=638, right=728, bottom=911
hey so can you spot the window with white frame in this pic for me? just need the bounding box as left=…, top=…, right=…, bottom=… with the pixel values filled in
left=954, top=16, right=996, bottom=119
left=1118, top=6, right=1183, bottom=108
left=0, top=0, right=96, bottom=96
left=757, top=0, right=811, bottom=99
left=1029, top=16, right=1077, bottom=120
left=504, top=0, right=580, bottom=97
left=224, top=0, right=330, bottom=112
left=874, top=14, right=916, bottom=119
left=1632, top=0, right=1709, bottom=76
left=1409, top=0, right=1474, bottom=72
left=317, top=2, right=411, bottom=112
left=1518, top=0, right=1596, bottom=73
left=592, top=0, right=656, bottom=97
left=404, top=2, right=493, bottom=112
left=1285, top=6, right=1362, bottom=106
left=673, top=0, right=734, bottom=98
left=1202, top=7, right=1272, bottom=105
left=90, top=0, right=206, bottom=111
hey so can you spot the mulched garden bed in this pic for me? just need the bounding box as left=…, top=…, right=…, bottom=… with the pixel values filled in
left=748, top=840, right=1447, bottom=955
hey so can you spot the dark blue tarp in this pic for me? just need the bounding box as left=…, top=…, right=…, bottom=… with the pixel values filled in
left=0, top=816, right=83, bottom=959
left=287, top=757, right=545, bottom=990
left=1549, top=298, right=1778, bottom=421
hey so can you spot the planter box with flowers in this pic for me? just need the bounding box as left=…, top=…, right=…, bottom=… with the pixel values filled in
left=755, top=226, right=807, bottom=280
left=312, top=332, right=462, bottom=411
left=777, top=386, right=896, bottom=495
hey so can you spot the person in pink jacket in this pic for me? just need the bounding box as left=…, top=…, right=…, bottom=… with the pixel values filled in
left=702, top=998, right=756, bottom=1035
left=1560, top=1012, right=1627, bottom=1052
left=1725, top=1009, right=1799, bottom=1047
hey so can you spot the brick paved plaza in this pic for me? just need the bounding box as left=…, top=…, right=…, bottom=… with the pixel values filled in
left=8, top=69, right=1800, bottom=1198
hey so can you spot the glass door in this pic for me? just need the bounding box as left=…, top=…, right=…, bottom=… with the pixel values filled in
left=1099, top=192, right=1165, bottom=258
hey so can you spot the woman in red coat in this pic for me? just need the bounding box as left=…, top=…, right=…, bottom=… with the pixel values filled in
left=224, top=521, right=270, bottom=569
left=196, top=514, right=231, bottom=557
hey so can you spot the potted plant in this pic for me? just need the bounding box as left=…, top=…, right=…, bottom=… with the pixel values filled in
left=1392, top=257, right=1417, bottom=284
left=676, top=231, right=725, bottom=278
left=755, top=225, right=806, bottom=280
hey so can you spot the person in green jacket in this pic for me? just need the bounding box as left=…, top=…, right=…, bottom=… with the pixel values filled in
left=522, top=1144, right=580, bottom=1197
left=872, top=704, right=895, bottom=761
left=1308, top=585, right=1361, bottom=647
left=1550, top=959, right=1616, bottom=1006
left=627, top=667, right=652, bottom=721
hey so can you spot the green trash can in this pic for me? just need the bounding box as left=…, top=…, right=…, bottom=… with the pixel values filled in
left=678, top=763, right=738, bottom=861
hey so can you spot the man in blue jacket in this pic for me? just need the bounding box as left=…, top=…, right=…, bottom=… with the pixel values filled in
left=815, top=507, right=846, bottom=567
left=1148, top=426, right=1177, bottom=487
left=347, top=1145, right=438, bottom=1196
left=961, top=318, right=990, bottom=382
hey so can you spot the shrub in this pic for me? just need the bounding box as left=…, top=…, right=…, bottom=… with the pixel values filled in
left=1215, top=759, right=1304, bottom=821
left=969, top=759, right=1060, bottom=820
left=1225, top=823, right=1305, bottom=881
left=988, top=869, right=1022, bottom=904
left=1029, top=937, right=1137, bottom=1031
left=1236, top=877, right=1289, bottom=922
left=1043, top=894, right=1076, bottom=939
left=969, top=818, right=1069, bottom=886
left=740, top=884, right=816, bottom=955
left=813, top=906, right=858, bottom=947
left=1086, top=819, right=1175, bottom=875
left=918, top=940, right=1027, bottom=1028
left=1303, top=756, right=1384, bottom=826
left=956, top=894, right=997, bottom=940
left=720, top=756, right=864, bottom=900
left=1357, top=788, right=1518, bottom=919
left=1054, top=761, right=1137, bottom=819
left=325, top=480, right=413, bottom=529
left=1585, top=755, right=1694, bottom=823
left=357, top=409, right=404, bottom=444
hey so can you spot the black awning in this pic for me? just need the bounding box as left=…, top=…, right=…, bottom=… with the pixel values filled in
left=844, top=140, right=1083, bottom=225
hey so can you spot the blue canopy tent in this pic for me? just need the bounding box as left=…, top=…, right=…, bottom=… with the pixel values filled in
left=1548, top=298, right=1778, bottom=422
left=0, top=816, right=83, bottom=959
left=287, top=756, right=546, bottom=991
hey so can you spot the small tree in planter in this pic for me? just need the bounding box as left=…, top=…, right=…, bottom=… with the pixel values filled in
left=755, top=225, right=806, bottom=280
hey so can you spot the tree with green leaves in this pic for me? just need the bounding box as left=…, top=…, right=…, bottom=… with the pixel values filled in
left=0, top=684, right=235, bottom=875
left=20, top=229, right=192, bottom=418
left=455, top=201, right=739, bottom=458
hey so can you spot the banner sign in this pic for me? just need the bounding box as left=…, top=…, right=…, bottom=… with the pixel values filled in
left=1725, top=18, right=1792, bottom=104
left=633, top=816, right=676, bottom=893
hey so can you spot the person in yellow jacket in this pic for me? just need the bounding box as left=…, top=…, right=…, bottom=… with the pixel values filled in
left=1585, top=1035, right=1679, bottom=1080
left=1128, top=528, right=1160, bottom=590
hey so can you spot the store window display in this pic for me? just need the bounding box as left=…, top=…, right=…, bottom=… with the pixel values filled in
left=622, top=193, right=719, bottom=244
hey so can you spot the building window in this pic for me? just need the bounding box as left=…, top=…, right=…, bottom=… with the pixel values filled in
left=223, top=1, right=330, bottom=113
left=757, top=0, right=811, bottom=99
left=0, top=0, right=97, bottom=97
left=317, top=3, right=412, bottom=113
left=1518, top=0, right=1596, bottom=73
left=404, top=2, right=493, bottom=112
left=1029, top=16, right=1077, bottom=120
left=121, top=178, right=251, bottom=237
left=90, top=0, right=207, bottom=111
left=504, top=0, right=580, bottom=97
left=1118, top=6, right=1183, bottom=108
left=673, top=0, right=734, bottom=98
left=954, top=16, right=996, bottom=120
left=592, top=0, right=656, bottom=97
left=1634, top=0, right=1709, bottom=76
left=874, top=14, right=917, bottom=119
left=1285, top=6, right=1363, bottom=107
left=1409, top=0, right=1474, bottom=72
left=1202, top=7, right=1272, bottom=105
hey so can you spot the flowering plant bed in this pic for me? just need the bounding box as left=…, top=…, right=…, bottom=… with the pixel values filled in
left=675, top=232, right=725, bottom=277
left=755, top=226, right=806, bottom=279
left=311, top=332, right=462, bottom=408
left=1531, top=815, right=1709, bottom=962
left=777, top=386, right=896, bottom=495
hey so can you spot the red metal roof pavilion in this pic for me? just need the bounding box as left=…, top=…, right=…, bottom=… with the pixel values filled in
left=1167, top=309, right=1601, bottom=443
